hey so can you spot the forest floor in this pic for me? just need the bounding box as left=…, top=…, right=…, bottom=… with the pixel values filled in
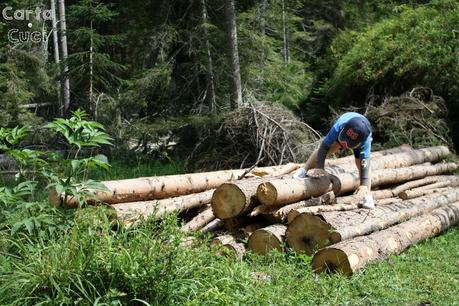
left=1, top=159, right=458, bottom=305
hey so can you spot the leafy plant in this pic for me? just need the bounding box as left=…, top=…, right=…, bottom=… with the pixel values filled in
left=0, top=126, right=47, bottom=183
left=0, top=181, right=36, bottom=207
left=45, top=109, right=113, bottom=207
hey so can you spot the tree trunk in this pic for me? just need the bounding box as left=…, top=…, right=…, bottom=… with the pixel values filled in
left=399, top=186, right=451, bottom=200
left=200, top=218, right=224, bottom=234
left=391, top=175, right=449, bottom=196
left=333, top=162, right=457, bottom=194
left=257, top=147, right=452, bottom=206
left=89, top=20, right=94, bottom=117
left=212, top=234, right=246, bottom=260
left=312, top=202, right=459, bottom=276
left=248, top=224, right=286, bottom=255
left=181, top=206, right=215, bottom=232
left=281, top=0, right=289, bottom=63
left=325, top=146, right=449, bottom=176
left=325, top=144, right=412, bottom=167
left=201, top=0, right=217, bottom=113
left=50, top=0, right=62, bottom=115
left=50, top=163, right=299, bottom=207
left=336, top=188, right=395, bottom=206
left=58, top=0, right=70, bottom=113
left=211, top=163, right=300, bottom=219
left=224, top=0, right=242, bottom=109
left=399, top=177, right=459, bottom=200
left=250, top=191, right=336, bottom=222
left=257, top=176, right=333, bottom=206
left=110, top=189, right=215, bottom=221
left=286, top=198, right=404, bottom=223
left=212, top=177, right=270, bottom=219
left=257, top=0, right=268, bottom=91
left=286, top=188, right=459, bottom=255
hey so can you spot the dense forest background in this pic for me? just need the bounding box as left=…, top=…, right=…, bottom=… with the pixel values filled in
left=1, top=0, right=458, bottom=163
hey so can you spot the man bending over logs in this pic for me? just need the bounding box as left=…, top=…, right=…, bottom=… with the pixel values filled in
left=293, top=112, right=374, bottom=208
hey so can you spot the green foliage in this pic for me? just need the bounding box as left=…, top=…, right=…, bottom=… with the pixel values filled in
left=0, top=181, right=35, bottom=207
left=321, top=0, right=459, bottom=109
left=0, top=126, right=47, bottom=181
left=8, top=201, right=72, bottom=240
left=67, top=0, right=126, bottom=108
left=1, top=201, right=458, bottom=304
left=237, top=0, right=311, bottom=110
left=0, top=49, right=53, bottom=127
left=45, top=109, right=112, bottom=150
left=45, top=109, right=112, bottom=206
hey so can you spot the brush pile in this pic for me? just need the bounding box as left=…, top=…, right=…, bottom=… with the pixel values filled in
left=366, top=87, right=452, bottom=148
left=186, top=103, right=321, bottom=170
left=50, top=144, right=459, bottom=276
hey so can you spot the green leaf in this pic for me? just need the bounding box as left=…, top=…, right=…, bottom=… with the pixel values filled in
left=24, top=219, right=34, bottom=235
left=11, top=222, right=23, bottom=235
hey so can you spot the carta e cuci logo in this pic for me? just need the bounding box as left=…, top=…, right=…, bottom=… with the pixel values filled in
left=2, top=6, right=53, bottom=43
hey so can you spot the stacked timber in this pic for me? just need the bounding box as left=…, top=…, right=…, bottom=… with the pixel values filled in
left=52, top=145, right=459, bottom=274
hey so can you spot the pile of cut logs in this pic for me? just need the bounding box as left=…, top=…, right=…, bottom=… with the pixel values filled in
left=50, top=145, right=459, bottom=276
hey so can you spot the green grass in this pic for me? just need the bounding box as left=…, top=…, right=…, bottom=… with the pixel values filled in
left=1, top=160, right=458, bottom=305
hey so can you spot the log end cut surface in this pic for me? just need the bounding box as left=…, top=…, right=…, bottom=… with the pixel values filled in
left=212, top=184, right=246, bottom=219
left=248, top=225, right=286, bottom=255
left=286, top=213, right=332, bottom=255
left=311, top=248, right=353, bottom=276
left=257, top=182, right=278, bottom=206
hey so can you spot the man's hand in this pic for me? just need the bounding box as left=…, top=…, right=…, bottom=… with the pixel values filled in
left=306, top=168, right=327, bottom=178
left=354, top=185, right=369, bottom=197
left=292, top=167, right=307, bottom=179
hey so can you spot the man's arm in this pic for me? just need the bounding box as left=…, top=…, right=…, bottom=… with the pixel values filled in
left=355, top=157, right=371, bottom=187
left=354, top=136, right=372, bottom=195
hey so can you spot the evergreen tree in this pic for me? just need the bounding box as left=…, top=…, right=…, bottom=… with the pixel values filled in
left=67, top=0, right=125, bottom=117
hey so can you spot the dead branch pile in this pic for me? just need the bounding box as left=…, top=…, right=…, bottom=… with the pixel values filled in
left=365, top=87, right=453, bottom=148
left=186, top=103, right=321, bottom=170
left=51, top=144, right=459, bottom=276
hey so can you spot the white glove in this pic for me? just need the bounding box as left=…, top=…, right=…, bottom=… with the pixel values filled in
left=360, top=194, right=375, bottom=209
left=292, top=167, right=307, bottom=179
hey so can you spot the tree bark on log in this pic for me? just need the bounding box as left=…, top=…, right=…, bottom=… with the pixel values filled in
left=181, top=206, right=215, bottom=232
left=250, top=191, right=336, bottom=222
left=286, top=189, right=459, bottom=255
left=247, top=224, right=286, bottom=255
left=335, top=189, right=394, bottom=206
left=391, top=176, right=447, bottom=195
left=110, top=189, right=215, bottom=222
left=325, top=146, right=449, bottom=176
left=200, top=218, right=224, bottom=234
left=257, top=176, right=332, bottom=206
left=257, top=161, right=456, bottom=208
left=311, top=202, right=459, bottom=276
left=50, top=163, right=299, bottom=207
left=399, top=186, right=452, bottom=200
left=399, top=177, right=459, bottom=199
left=286, top=198, right=403, bottom=223
left=325, top=145, right=412, bottom=166
left=333, top=162, right=457, bottom=194
left=212, top=234, right=246, bottom=260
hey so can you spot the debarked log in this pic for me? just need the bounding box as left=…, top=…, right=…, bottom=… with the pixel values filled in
left=311, top=202, right=459, bottom=275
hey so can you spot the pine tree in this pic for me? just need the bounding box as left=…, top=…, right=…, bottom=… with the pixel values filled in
left=67, top=0, right=125, bottom=118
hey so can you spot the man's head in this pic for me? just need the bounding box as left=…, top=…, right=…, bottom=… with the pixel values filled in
left=338, top=117, right=371, bottom=149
